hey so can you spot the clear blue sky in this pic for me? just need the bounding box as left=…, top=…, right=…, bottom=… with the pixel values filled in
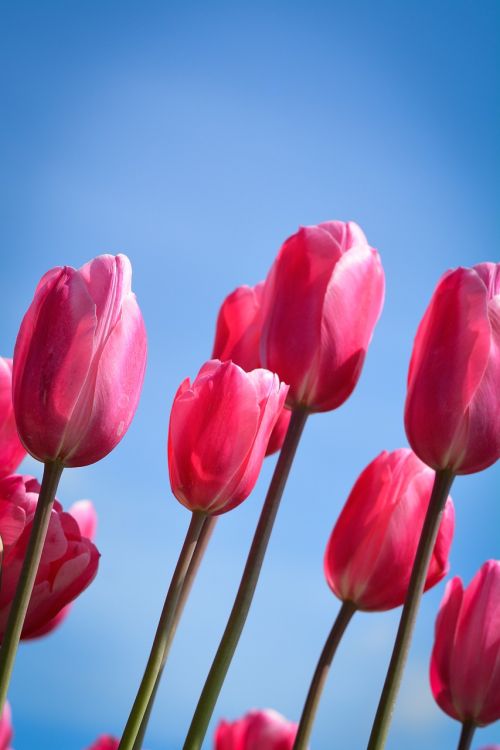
left=0, top=1, right=499, bottom=748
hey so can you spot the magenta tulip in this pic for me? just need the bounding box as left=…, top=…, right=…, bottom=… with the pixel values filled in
left=214, top=709, right=299, bottom=750
left=212, top=282, right=291, bottom=455
left=12, top=254, right=147, bottom=467
left=0, top=358, right=25, bottom=477
left=260, top=221, right=385, bottom=412
left=430, top=560, right=500, bottom=727
left=405, top=263, right=500, bottom=475
left=0, top=703, right=13, bottom=750
left=0, top=474, right=100, bottom=639
left=168, top=360, right=288, bottom=514
left=86, top=738, right=119, bottom=750
left=324, top=449, right=455, bottom=611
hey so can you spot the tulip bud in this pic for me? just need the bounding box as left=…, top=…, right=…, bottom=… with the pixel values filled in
left=260, top=221, right=385, bottom=412
left=430, top=560, right=500, bottom=727
left=0, top=474, right=100, bottom=639
left=168, top=360, right=288, bottom=515
left=12, top=254, right=147, bottom=467
left=0, top=358, right=26, bottom=477
left=212, top=282, right=291, bottom=455
left=324, top=449, right=455, bottom=612
left=0, top=703, right=13, bottom=750
left=405, top=263, right=500, bottom=475
left=86, top=738, right=120, bottom=750
left=214, top=709, right=299, bottom=750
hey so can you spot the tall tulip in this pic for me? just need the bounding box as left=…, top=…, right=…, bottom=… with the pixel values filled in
left=87, top=738, right=120, bottom=750
left=0, top=703, right=13, bottom=750
left=0, top=358, right=25, bottom=477
left=294, top=449, right=454, bottom=750
left=0, top=254, right=146, bottom=713
left=212, top=283, right=291, bottom=455
left=430, top=561, right=500, bottom=750
left=260, top=221, right=385, bottom=412
left=215, top=709, right=299, bottom=750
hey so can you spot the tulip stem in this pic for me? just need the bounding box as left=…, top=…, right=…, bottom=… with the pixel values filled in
left=183, top=408, right=308, bottom=750
left=456, top=721, right=476, bottom=750
left=366, top=468, right=455, bottom=750
left=293, top=600, right=357, bottom=750
left=118, top=511, right=209, bottom=750
left=130, top=515, right=217, bottom=750
left=0, top=460, right=63, bottom=711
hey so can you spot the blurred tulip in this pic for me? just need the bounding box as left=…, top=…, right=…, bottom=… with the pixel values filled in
left=476, top=746, right=500, bottom=749
left=212, top=282, right=291, bottom=455
left=0, top=474, right=100, bottom=639
left=12, top=254, right=147, bottom=467
left=214, top=709, right=299, bottom=750
left=168, top=360, right=288, bottom=514
left=405, top=263, right=500, bottom=475
left=86, top=738, right=119, bottom=750
left=0, top=703, right=13, bottom=750
left=0, top=358, right=25, bottom=478
left=260, top=221, right=385, bottom=412
left=324, top=449, right=455, bottom=611
left=430, top=560, right=500, bottom=727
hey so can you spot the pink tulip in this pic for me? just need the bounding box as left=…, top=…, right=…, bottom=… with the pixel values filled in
left=260, top=221, right=385, bottom=412
left=430, top=560, right=500, bottom=727
left=168, top=360, right=288, bottom=514
left=86, top=738, right=119, bottom=750
left=12, top=254, right=147, bottom=467
left=214, top=709, right=299, bottom=750
left=476, top=747, right=500, bottom=750
left=324, top=449, right=455, bottom=611
left=0, top=474, right=100, bottom=639
left=0, top=703, right=13, bottom=750
left=25, top=499, right=98, bottom=638
left=212, top=282, right=291, bottom=455
left=405, top=263, right=500, bottom=475
left=0, top=358, right=25, bottom=477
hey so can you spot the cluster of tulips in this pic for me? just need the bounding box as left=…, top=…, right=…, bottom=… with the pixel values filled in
left=0, top=223, right=498, bottom=750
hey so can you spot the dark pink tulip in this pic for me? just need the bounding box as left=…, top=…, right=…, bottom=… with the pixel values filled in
left=324, top=449, right=455, bottom=612
left=405, top=263, right=500, bottom=475
left=13, top=254, right=147, bottom=467
left=212, top=282, right=291, bottom=455
left=0, top=474, right=100, bottom=639
left=260, top=221, right=385, bottom=412
left=26, top=499, right=98, bottom=638
left=86, top=738, right=119, bottom=750
left=168, top=360, right=288, bottom=515
left=430, top=560, right=500, bottom=727
left=0, top=703, right=13, bottom=750
left=0, top=358, right=26, bottom=477
left=214, top=709, right=299, bottom=750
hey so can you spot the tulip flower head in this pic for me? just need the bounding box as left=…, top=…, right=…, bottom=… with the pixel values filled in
left=0, top=357, right=26, bottom=477
left=405, top=263, right=500, bottom=474
left=0, top=474, right=100, bottom=639
left=324, top=449, right=455, bottom=611
left=0, top=703, right=13, bottom=750
left=86, top=737, right=119, bottom=750
left=13, top=254, right=147, bottom=467
left=212, top=282, right=291, bottom=455
left=260, top=221, right=385, bottom=412
left=430, top=560, right=500, bottom=727
left=214, top=708, right=299, bottom=750
left=168, top=360, right=288, bottom=514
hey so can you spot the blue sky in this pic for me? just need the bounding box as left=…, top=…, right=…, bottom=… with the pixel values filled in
left=0, top=1, right=499, bottom=748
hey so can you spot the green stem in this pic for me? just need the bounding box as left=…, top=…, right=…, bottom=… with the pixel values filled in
left=118, top=511, right=208, bottom=750
left=0, top=460, right=63, bottom=711
left=293, top=601, right=357, bottom=750
left=183, top=408, right=308, bottom=750
left=456, top=721, right=476, bottom=750
left=367, top=469, right=455, bottom=750
left=131, top=515, right=217, bottom=750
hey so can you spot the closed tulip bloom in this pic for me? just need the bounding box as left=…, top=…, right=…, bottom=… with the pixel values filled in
left=430, top=560, right=500, bottom=727
left=12, top=254, right=147, bottom=467
left=214, top=709, right=299, bottom=750
left=212, top=282, right=291, bottom=455
left=168, top=360, right=288, bottom=514
left=0, top=358, right=25, bottom=477
left=86, top=738, right=120, bottom=750
left=0, top=474, right=100, bottom=639
left=324, top=449, right=455, bottom=611
left=260, top=221, right=385, bottom=412
left=0, top=703, right=13, bottom=750
left=405, top=263, right=500, bottom=475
